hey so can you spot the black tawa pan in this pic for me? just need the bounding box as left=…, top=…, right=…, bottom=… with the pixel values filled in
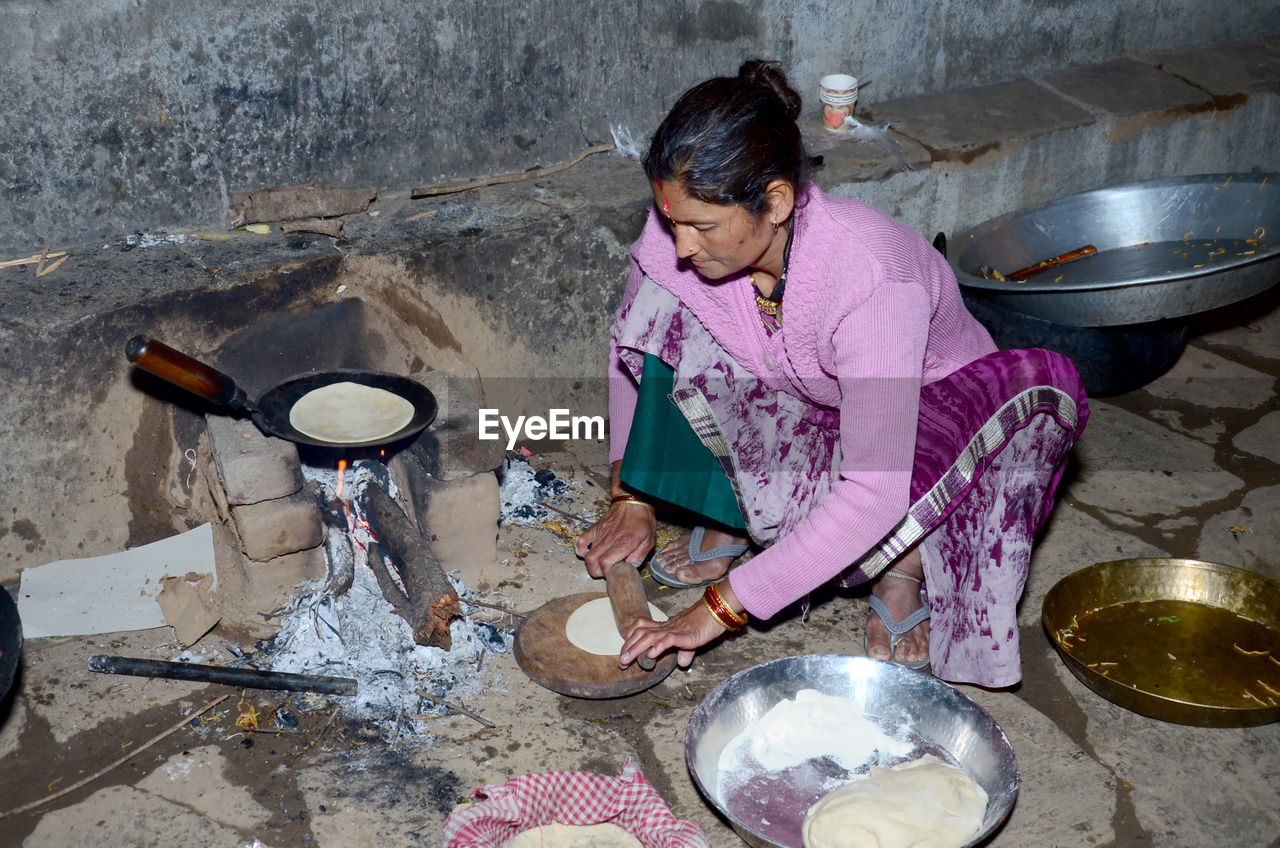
left=0, top=586, right=21, bottom=703
left=126, top=336, right=438, bottom=449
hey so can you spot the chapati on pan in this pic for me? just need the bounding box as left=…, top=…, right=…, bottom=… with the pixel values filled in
left=288, top=381, right=415, bottom=444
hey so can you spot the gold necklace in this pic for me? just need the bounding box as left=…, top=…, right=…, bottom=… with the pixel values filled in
left=749, top=275, right=782, bottom=334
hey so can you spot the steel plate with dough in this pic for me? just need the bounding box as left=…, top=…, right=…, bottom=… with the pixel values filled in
left=685, top=656, right=1018, bottom=848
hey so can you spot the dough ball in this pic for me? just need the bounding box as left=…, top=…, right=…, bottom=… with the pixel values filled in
left=802, top=754, right=988, bottom=848
left=564, top=596, right=668, bottom=655
left=503, top=822, right=644, bottom=847
left=288, top=381, right=416, bottom=444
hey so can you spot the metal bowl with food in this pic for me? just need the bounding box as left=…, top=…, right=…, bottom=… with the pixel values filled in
left=1043, top=557, right=1280, bottom=727
left=951, top=172, right=1280, bottom=327
left=685, top=655, right=1018, bottom=848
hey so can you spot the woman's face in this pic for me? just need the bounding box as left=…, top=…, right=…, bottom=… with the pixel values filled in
left=650, top=179, right=775, bottom=280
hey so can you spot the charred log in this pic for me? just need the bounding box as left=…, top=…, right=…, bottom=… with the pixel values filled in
left=314, top=488, right=355, bottom=597
left=357, top=483, right=461, bottom=649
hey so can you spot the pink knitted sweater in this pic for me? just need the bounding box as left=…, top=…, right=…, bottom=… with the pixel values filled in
left=608, top=186, right=996, bottom=618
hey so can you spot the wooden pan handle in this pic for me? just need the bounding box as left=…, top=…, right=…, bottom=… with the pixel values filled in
left=605, top=562, right=657, bottom=671
left=125, top=336, right=252, bottom=412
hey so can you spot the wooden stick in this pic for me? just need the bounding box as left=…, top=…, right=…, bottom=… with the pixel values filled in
left=299, top=706, right=341, bottom=754
left=1008, top=245, right=1097, bottom=281
left=0, top=250, right=67, bottom=270
left=539, top=501, right=591, bottom=526
left=411, top=142, right=615, bottom=198
left=415, top=688, right=496, bottom=729
left=459, top=597, right=526, bottom=619
left=35, top=254, right=69, bottom=277
left=0, top=695, right=230, bottom=820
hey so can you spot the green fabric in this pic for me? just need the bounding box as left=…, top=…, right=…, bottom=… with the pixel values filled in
left=620, top=354, right=747, bottom=531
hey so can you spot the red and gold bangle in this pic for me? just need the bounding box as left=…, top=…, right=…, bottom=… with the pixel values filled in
left=610, top=493, right=653, bottom=510
left=703, top=583, right=748, bottom=631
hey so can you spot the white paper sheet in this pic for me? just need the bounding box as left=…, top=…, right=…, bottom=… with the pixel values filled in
left=16, top=524, right=216, bottom=638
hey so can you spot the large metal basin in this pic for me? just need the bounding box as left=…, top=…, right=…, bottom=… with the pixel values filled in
left=1043, top=558, right=1280, bottom=727
left=952, top=173, right=1280, bottom=326
left=685, top=655, right=1017, bottom=848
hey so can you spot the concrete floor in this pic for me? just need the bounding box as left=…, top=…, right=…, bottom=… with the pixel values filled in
left=1, top=283, right=1278, bottom=847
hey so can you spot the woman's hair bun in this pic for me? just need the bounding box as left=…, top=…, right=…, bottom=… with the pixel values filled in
left=738, top=59, right=802, bottom=122
left=644, top=59, right=810, bottom=213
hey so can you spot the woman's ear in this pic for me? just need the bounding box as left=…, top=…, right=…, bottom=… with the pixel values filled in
left=765, top=179, right=796, bottom=225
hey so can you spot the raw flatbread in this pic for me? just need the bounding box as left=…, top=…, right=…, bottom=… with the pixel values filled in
left=503, top=822, right=644, bottom=848
left=718, top=689, right=912, bottom=778
left=802, top=754, right=988, bottom=848
left=288, top=381, right=415, bottom=444
left=564, top=596, right=668, bottom=655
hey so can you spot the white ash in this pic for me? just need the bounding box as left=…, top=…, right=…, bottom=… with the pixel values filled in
left=499, top=455, right=573, bottom=525
left=251, top=460, right=512, bottom=737
left=103, top=232, right=192, bottom=251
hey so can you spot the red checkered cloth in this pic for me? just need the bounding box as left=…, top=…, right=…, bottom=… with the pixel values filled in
left=441, top=761, right=709, bottom=848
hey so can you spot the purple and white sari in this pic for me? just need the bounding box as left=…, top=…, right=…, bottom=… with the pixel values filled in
left=615, top=278, right=1089, bottom=687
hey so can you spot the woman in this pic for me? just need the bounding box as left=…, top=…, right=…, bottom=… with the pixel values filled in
left=575, top=60, right=1088, bottom=687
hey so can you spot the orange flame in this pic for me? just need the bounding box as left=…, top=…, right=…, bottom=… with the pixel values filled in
left=335, top=458, right=348, bottom=500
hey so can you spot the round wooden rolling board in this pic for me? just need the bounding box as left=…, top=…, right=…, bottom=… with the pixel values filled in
left=515, top=592, right=677, bottom=699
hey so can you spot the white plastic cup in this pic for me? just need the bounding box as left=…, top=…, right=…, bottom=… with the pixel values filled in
left=819, top=74, right=859, bottom=132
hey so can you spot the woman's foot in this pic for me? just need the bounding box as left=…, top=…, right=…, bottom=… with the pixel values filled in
left=865, top=553, right=930, bottom=665
left=652, top=526, right=749, bottom=587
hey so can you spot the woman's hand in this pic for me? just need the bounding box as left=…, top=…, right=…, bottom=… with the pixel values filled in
left=575, top=502, right=657, bottom=579
left=617, top=599, right=728, bottom=669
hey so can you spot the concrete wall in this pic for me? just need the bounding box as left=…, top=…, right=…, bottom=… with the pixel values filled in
left=2, top=0, right=1277, bottom=251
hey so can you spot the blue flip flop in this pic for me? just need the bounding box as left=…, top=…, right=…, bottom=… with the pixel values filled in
left=648, top=526, right=750, bottom=589
left=865, top=592, right=932, bottom=671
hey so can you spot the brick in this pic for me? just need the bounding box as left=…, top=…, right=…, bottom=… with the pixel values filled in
left=388, top=449, right=499, bottom=589
left=230, top=491, right=324, bottom=562
left=406, top=369, right=505, bottom=481
left=206, top=414, right=303, bottom=505
left=240, top=546, right=326, bottom=603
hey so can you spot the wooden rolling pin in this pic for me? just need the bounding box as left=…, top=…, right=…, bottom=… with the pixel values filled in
left=605, top=562, right=657, bottom=671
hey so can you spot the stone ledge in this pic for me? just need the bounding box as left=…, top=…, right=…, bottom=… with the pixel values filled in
left=1042, top=58, right=1213, bottom=117
left=1136, top=40, right=1280, bottom=96
left=864, top=78, right=1095, bottom=160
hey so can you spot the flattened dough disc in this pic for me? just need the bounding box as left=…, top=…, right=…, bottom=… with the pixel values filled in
left=288, top=381, right=416, bottom=444
left=515, top=593, right=676, bottom=699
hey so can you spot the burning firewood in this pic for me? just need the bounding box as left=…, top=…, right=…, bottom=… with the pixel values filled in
left=357, top=483, right=462, bottom=650
left=315, top=490, right=355, bottom=597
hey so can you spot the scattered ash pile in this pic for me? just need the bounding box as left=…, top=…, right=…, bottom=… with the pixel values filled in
left=246, top=462, right=512, bottom=739
left=498, top=456, right=573, bottom=525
